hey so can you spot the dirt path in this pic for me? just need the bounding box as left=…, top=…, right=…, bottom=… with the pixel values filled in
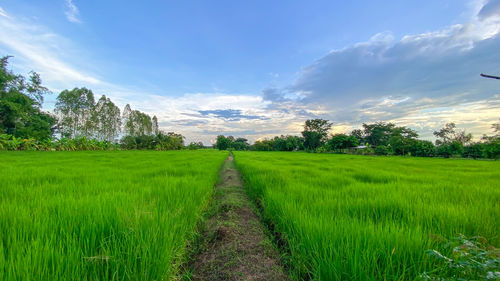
left=186, top=154, right=289, bottom=281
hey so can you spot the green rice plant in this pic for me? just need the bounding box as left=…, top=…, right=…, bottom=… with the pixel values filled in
left=234, top=152, right=500, bottom=280
left=0, top=150, right=228, bottom=280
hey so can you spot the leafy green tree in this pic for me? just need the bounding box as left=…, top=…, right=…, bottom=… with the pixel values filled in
left=55, top=87, right=96, bottom=138
left=362, top=122, right=396, bottom=146
left=272, top=135, right=303, bottom=151
left=122, top=104, right=134, bottom=135
left=93, top=95, right=121, bottom=141
left=251, top=139, right=274, bottom=151
left=302, top=119, right=332, bottom=151
left=215, top=135, right=232, bottom=150
left=152, top=115, right=159, bottom=135
left=232, top=137, right=249, bottom=150
left=433, top=123, right=472, bottom=146
left=388, top=127, right=419, bottom=155
left=131, top=110, right=152, bottom=136
left=327, top=134, right=359, bottom=151
left=374, top=145, right=391, bottom=155
left=350, top=129, right=364, bottom=144
left=0, top=56, right=55, bottom=140
left=408, top=140, right=435, bottom=157
left=122, top=104, right=153, bottom=137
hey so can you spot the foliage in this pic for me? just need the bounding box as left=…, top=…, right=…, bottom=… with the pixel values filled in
left=434, top=123, right=472, bottom=146
left=121, top=105, right=153, bottom=137
left=251, top=139, right=274, bottom=151
left=0, top=150, right=228, bottom=280
left=235, top=152, right=500, bottom=280
left=55, top=87, right=96, bottom=138
left=93, top=95, right=121, bottom=141
left=327, top=134, right=359, bottom=151
left=436, top=141, right=464, bottom=158
left=186, top=141, right=204, bottom=150
left=0, top=134, right=119, bottom=151
left=215, top=135, right=249, bottom=150
left=362, top=122, right=396, bottom=146
left=409, top=140, right=436, bottom=157
left=250, top=135, right=303, bottom=151
left=374, top=144, right=391, bottom=155
left=420, top=235, right=499, bottom=281
left=215, top=135, right=232, bottom=150
left=302, top=119, right=332, bottom=151
left=152, top=115, right=159, bottom=135
left=120, top=132, right=184, bottom=150
left=0, top=56, right=56, bottom=140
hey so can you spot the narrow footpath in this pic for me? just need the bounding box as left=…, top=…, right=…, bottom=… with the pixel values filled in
left=187, top=154, right=289, bottom=281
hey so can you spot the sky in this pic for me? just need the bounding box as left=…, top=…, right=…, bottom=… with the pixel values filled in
left=0, top=0, right=499, bottom=144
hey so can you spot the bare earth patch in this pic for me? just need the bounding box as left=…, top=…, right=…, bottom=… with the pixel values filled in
left=186, top=154, right=289, bottom=281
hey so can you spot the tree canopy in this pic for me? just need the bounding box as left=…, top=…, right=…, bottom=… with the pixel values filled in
left=0, top=56, right=55, bottom=140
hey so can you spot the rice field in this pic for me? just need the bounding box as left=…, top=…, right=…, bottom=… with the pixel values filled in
left=0, top=150, right=228, bottom=281
left=234, top=152, right=500, bottom=280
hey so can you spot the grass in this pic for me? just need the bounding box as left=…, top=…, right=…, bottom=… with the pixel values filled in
left=234, top=152, right=500, bottom=280
left=0, top=150, right=228, bottom=281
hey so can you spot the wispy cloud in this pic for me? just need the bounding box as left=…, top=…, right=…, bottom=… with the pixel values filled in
left=0, top=8, right=99, bottom=92
left=0, top=7, right=9, bottom=18
left=64, top=0, right=81, bottom=24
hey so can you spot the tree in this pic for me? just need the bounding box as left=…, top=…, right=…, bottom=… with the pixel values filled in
left=93, top=95, right=121, bottom=141
left=350, top=129, right=364, bottom=144
left=152, top=115, right=159, bottom=135
left=433, top=123, right=472, bottom=146
left=215, top=135, right=232, bottom=150
left=122, top=104, right=133, bottom=135
left=301, top=119, right=332, bottom=151
left=0, top=56, right=55, bottom=139
left=327, top=134, right=359, bottom=151
left=232, top=137, right=249, bottom=150
left=388, top=126, right=419, bottom=155
left=362, top=122, right=396, bottom=146
left=55, top=87, right=96, bottom=138
left=122, top=104, right=153, bottom=137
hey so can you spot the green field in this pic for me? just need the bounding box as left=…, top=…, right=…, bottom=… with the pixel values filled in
left=1, top=150, right=498, bottom=280
left=0, top=150, right=228, bottom=280
left=234, top=152, right=500, bottom=280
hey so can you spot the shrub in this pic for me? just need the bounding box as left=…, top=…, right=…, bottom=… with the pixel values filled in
left=375, top=145, right=391, bottom=155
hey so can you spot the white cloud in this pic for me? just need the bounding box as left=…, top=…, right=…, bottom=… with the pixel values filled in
left=1, top=2, right=499, bottom=144
left=265, top=0, right=500, bottom=140
left=64, top=0, right=81, bottom=24
left=0, top=10, right=99, bottom=89
left=0, top=7, right=9, bottom=18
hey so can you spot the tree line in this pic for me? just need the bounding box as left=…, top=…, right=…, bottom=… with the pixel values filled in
left=1, top=56, right=498, bottom=157
left=215, top=119, right=500, bottom=159
left=0, top=56, right=185, bottom=151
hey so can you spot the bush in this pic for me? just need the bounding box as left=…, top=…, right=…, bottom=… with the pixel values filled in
left=375, top=145, right=391, bottom=155
left=436, top=142, right=464, bottom=158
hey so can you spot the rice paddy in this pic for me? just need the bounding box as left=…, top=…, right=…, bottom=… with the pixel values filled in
left=234, top=152, right=500, bottom=280
left=1, top=150, right=498, bottom=280
left=0, top=150, right=228, bottom=280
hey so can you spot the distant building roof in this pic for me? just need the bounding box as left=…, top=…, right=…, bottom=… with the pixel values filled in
left=353, top=145, right=367, bottom=149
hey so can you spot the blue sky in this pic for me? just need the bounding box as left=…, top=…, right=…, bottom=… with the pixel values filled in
left=0, top=0, right=499, bottom=144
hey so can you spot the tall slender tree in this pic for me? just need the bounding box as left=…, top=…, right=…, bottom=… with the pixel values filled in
left=94, top=95, right=121, bottom=141
left=152, top=115, right=159, bottom=135
left=55, top=87, right=96, bottom=138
